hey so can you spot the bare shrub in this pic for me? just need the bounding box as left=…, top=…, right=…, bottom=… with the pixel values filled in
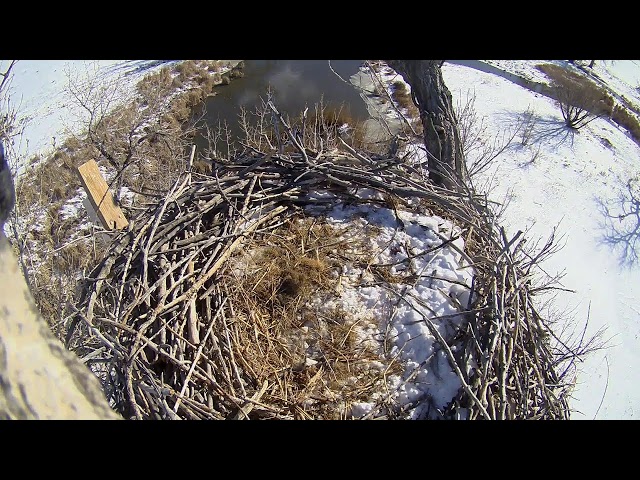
left=66, top=62, right=205, bottom=200
left=455, top=89, right=484, bottom=153
left=175, top=60, right=198, bottom=81
left=8, top=62, right=216, bottom=337
left=454, top=89, right=522, bottom=179
left=553, top=80, right=609, bottom=129
left=234, top=95, right=371, bottom=156
left=537, top=63, right=613, bottom=130
left=539, top=62, right=640, bottom=146
left=520, top=106, right=536, bottom=146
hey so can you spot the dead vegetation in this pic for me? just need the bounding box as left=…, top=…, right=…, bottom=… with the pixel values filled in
left=362, top=60, right=424, bottom=140
left=3, top=60, right=606, bottom=419
left=63, top=94, right=592, bottom=420
left=390, top=80, right=415, bottom=111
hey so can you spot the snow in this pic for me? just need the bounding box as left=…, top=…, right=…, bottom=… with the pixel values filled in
left=304, top=197, right=474, bottom=418
left=442, top=60, right=640, bottom=419
left=0, top=60, right=176, bottom=163
left=2, top=58, right=640, bottom=419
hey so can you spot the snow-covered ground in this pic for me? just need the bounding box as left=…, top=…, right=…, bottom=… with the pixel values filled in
left=2, top=59, right=639, bottom=419
left=442, top=60, right=640, bottom=419
left=305, top=190, right=475, bottom=418
left=0, top=60, right=176, bottom=163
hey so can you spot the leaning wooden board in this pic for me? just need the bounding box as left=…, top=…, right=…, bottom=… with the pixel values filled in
left=77, top=159, right=128, bottom=230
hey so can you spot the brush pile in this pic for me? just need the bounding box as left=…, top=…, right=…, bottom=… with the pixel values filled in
left=67, top=101, right=574, bottom=419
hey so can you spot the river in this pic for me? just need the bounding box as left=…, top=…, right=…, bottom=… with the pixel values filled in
left=191, top=59, right=401, bottom=155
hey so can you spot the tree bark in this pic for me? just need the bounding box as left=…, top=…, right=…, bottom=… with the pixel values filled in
left=387, top=60, right=465, bottom=189
left=0, top=235, right=121, bottom=419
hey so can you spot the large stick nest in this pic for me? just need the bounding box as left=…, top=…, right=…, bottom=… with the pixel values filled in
left=68, top=101, right=574, bottom=419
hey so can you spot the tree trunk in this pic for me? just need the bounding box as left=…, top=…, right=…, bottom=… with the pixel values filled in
left=387, top=60, right=465, bottom=189
left=0, top=234, right=121, bottom=419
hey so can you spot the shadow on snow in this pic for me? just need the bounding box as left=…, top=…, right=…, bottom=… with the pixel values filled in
left=495, top=110, right=578, bottom=152
left=595, top=178, right=640, bottom=268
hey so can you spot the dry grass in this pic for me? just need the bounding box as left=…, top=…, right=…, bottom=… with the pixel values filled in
left=68, top=104, right=581, bottom=419
left=537, top=63, right=613, bottom=108
left=386, top=75, right=422, bottom=138
left=8, top=63, right=586, bottom=420
left=223, top=217, right=401, bottom=418
left=391, top=80, right=413, bottom=110
left=242, top=98, right=379, bottom=155
left=537, top=63, right=613, bottom=115
left=67, top=153, right=411, bottom=419
left=611, top=105, right=640, bottom=145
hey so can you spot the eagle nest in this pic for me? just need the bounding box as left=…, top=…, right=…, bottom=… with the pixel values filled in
left=67, top=102, right=577, bottom=419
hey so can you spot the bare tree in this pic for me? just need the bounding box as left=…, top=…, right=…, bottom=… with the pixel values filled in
left=386, top=60, right=466, bottom=189
left=0, top=62, right=17, bottom=224
left=0, top=61, right=17, bottom=141
left=453, top=89, right=526, bottom=179
left=0, top=61, right=33, bottom=288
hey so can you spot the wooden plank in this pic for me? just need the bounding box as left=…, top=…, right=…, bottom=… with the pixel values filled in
left=76, top=160, right=128, bottom=230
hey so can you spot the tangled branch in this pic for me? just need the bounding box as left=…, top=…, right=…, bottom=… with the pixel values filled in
left=69, top=99, right=589, bottom=419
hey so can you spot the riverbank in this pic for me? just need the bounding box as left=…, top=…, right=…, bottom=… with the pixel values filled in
left=2, top=59, right=247, bottom=329
left=1, top=60, right=245, bottom=168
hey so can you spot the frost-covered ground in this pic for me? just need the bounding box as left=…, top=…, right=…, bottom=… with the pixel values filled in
left=2, top=59, right=640, bottom=419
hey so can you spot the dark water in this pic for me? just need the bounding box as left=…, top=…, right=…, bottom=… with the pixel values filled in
left=192, top=60, right=370, bottom=154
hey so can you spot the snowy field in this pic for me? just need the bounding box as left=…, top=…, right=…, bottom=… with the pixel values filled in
left=443, top=60, right=640, bottom=419
left=0, top=60, right=175, bottom=163
left=1, top=59, right=639, bottom=419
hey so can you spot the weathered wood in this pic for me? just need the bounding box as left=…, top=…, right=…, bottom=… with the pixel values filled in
left=77, top=159, right=128, bottom=230
left=187, top=261, right=200, bottom=346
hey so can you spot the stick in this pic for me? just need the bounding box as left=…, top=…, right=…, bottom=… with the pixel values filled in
left=174, top=297, right=227, bottom=413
